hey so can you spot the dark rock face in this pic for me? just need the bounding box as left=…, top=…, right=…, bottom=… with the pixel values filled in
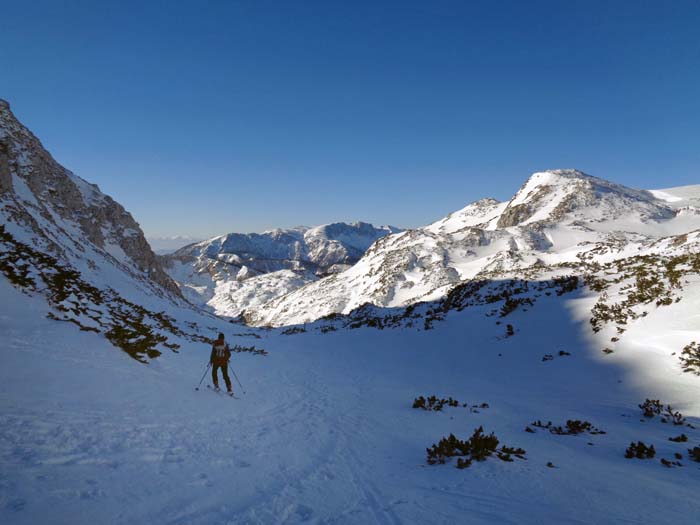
left=496, top=170, right=675, bottom=229
left=0, top=141, right=12, bottom=194
left=497, top=185, right=554, bottom=228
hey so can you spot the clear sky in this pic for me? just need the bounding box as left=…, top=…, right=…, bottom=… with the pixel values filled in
left=1, top=0, right=699, bottom=238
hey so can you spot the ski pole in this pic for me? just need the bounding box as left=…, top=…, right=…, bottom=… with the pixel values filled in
left=229, top=364, right=246, bottom=394
left=195, top=362, right=211, bottom=391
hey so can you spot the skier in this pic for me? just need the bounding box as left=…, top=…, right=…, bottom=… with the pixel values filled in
left=210, top=333, right=232, bottom=393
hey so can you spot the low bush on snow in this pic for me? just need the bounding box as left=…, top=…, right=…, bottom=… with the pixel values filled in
left=625, top=441, right=655, bottom=459
left=660, top=457, right=683, bottom=468
left=412, top=395, right=489, bottom=413
left=281, top=326, right=306, bottom=335
left=588, top=252, right=700, bottom=334
left=688, top=446, right=700, bottom=462
left=638, top=399, right=687, bottom=426
left=639, top=399, right=663, bottom=418
left=231, top=344, right=268, bottom=356
left=528, top=419, right=606, bottom=435
left=499, top=296, right=533, bottom=317
left=426, top=426, right=526, bottom=468
left=0, top=224, right=189, bottom=363
left=679, top=341, right=700, bottom=375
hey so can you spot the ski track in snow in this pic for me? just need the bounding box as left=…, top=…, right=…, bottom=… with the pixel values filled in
left=2, top=278, right=700, bottom=524
left=4, top=99, right=700, bottom=523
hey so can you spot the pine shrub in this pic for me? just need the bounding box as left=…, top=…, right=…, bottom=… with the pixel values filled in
left=679, top=342, right=700, bottom=375
left=639, top=399, right=662, bottom=418
left=530, top=419, right=605, bottom=435
left=426, top=426, right=526, bottom=468
left=412, top=395, right=473, bottom=411
left=231, top=344, right=268, bottom=356
left=281, top=326, right=306, bottom=335
left=625, top=442, right=655, bottom=459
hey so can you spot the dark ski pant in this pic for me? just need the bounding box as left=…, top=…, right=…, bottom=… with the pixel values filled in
left=212, top=362, right=232, bottom=391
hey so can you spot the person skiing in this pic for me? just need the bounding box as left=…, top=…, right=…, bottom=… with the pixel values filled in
left=210, top=333, right=232, bottom=393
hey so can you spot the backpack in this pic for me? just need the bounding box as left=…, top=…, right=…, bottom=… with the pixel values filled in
left=212, top=343, right=230, bottom=365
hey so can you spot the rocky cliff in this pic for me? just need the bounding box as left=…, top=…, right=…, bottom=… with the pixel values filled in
left=0, top=99, right=181, bottom=299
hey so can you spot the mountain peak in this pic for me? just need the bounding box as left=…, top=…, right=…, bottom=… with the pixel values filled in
left=497, top=169, right=668, bottom=228
left=537, top=168, right=589, bottom=178
left=514, top=169, right=591, bottom=198
left=0, top=99, right=9, bottom=110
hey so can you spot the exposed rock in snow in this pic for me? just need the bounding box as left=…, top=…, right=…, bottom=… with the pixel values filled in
left=0, top=99, right=181, bottom=299
left=160, top=221, right=401, bottom=317
left=0, top=99, right=206, bottom=363
left=243, top=170, right=700, bottom=326
left=2, top=98, right=700, bottom=525
left=496, top=169, right=673, bottom=228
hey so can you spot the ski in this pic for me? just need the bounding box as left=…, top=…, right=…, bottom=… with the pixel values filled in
left=206, top=384, right=238, bottom=399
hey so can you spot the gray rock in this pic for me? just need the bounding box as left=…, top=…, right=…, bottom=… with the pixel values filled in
left=0, top=99, right=181, bottom=298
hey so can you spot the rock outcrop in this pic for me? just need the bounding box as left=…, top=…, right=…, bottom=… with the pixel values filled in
left=242, top=170, right=700, bottom=326
left=0, top=98, right=181, bottom=298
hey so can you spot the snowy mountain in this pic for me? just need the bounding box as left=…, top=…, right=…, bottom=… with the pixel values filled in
left=244, top=170, right=700, bottom=326
left=2, top=100, right=700, bottom=524
left=0, top=99, right=217, bottom=362
left=0, top=99, right=179, bottom=299
left=160, top=221, right=401, bottom=317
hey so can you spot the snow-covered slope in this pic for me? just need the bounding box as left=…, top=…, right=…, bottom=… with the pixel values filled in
left=2, top=245, right=700, bottom=524
left=245, top=170, right=700, bottom=326
left=161, top=222, right=400, bottom=317
left=0, top=99, right=180, bottom=300
left=650, top=184, right=700, bottom=208
left=2, top=103, right=700, bottom=524
left=0, top=99, right=218, bottom=363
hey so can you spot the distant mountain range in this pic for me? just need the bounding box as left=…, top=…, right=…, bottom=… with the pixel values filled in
left=3, top=99, right=700, bottom=524
left=3, top=94, right=700, bottom=345
left=158, top=222, right=401, bottom=317
left=153, top=164, right=700, bottom=328
left=241, top=170, right=700, bottom=326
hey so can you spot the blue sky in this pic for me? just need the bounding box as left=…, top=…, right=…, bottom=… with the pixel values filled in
left=1, top=0, right=699, bottom=238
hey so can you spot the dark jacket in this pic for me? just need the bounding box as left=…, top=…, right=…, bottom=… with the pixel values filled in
left=210, top=342, right=231, bottom=366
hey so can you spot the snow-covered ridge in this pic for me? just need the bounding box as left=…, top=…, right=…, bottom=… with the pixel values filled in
left=496, top=169, right=672, bottom=228
left=160, top=221, right=401, bottom=317
left=0, top=99, right=181, bottom=301
left=172, top=221, right=401, bottom=271
left=0, top=99, right=233, bottom=362
left=650, top=184, right=700, bottom=208
left=243, top=170, right=700, bottom=326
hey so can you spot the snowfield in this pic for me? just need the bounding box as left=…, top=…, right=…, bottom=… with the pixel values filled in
left=2, top=267, right=700, bottom=524
left=2, top=99, right=700, bottom=524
